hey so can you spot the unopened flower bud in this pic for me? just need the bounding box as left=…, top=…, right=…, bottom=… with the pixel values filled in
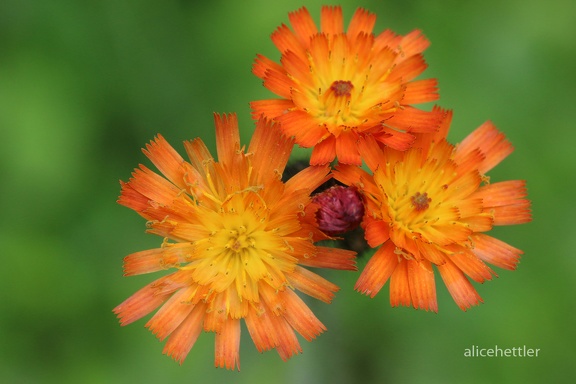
left=313, top=185, right=364, bottom=236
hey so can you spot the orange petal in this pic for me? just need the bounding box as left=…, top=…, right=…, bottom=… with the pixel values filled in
left=332, top=163, right=361, bottom=184
left=347, top=7, right=376, bottom=37
left=387, top=53, right=428, bottom=83
left=356, top=134, right=387, bottom=172
left=310, top=136, right=336, bottom=165
left=456, top=197, right=485, bottom=218
left=117, top=181, right=149, bottom=215
left=113, top=277, right=172, bottom=326
left=271, top=24, right=306, bottom=57
left=476, top=180, right=528, bottom=206
left=388, top=226, right=418, bottom=257
left=455, top=121, right=514, bottom=174
left=277, top=110, right=328, bottom=147
left=308, top=33, right=333, bottom=79
left=364, top=46, right=398, bottom=81
left=335, top=130, right=361, bottom=165
left=163, top=302, right=206, bottom=364
left=329, top=33, right=351, bottom=70
left=288, top=7, right=318, bottom=45
left=460, top=214, right=494, bottom=233
left=419, top=221, right=472, bottom=246
left=282, top=289, right=326, bottom=341
left=244, top=302, right=277, bottom=353
left=402, top=78, right=439, bottom=104
left=411, top=106, right=453, bottom=151
left=444, top=244, right=496, bottom=283
left=120, top=165, right=180, bottom=209
left=471, top=233, right=523, bottom=270
left=281, top=50, right=314, bottom=90
left=142, top=135, right=188, bottom=190
left=490, top=203, right=533, bottom=225
left=183, top=138, right=217, bottom=193
left=453, top=148, right=485, bottom=176
left=373, top=126, right=416, bottom=151
left=416, top=241, right=447, bottom=265
left=398, top=30, right=430, bottom=58
left=258, top=287, right=302, bottom=360
left=385, top=106, right=443, bottom=133
left=284, top=164, right=330, bottom=194
left=203, top=292, right=228, bottom=333
left=213, top=113, right=240, bottom=167
left=248, top=117, right=294, bottom=183
left=150, top=270, right=196, bottom=296
left=332, top=164, right=375, bottom=195
left=374, top=29, right=402, bottom=52
left=363, top=216, right=390, bottom=247
left=348, top=32, right=376, bottom=70
left=123, top=243, right=194, bottom=276
left=274, top=321, right=302, bottom=362
left=287, top=265, right=339, bottom=303
left=298, top=246, right=357, bottom=271
left=265, top=208, right=306, bottom=239
left=252, top=53, right=284, bottom=79
left=435, top=106, right=453, bottom=141
left=475, top=180, right=532, bottom=225
left=437, top=258, right=483, bottom=311
left=214, top=318, right=241, bottom=371
left=355, top=242, right=399, bottom=298
left=447, top=170, right=482, bottom=201
left=146, top=217, right=209, bottom=242
left=389, top=259, right=411, bottom=308
left=407, top=259, right=438, bottom=312
left=262, top=66, right=293, bottom=99
left=251, top=99, right=295, bottom=120
left=145, top=286, right=196, bottom=341
left=321, top=5, right=343, bottom=34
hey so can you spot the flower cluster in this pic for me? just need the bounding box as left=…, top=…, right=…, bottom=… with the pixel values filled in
left=114, top=6, right=532, bottom=370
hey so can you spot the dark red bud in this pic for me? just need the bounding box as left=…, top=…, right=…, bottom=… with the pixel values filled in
left=312, top=185, right=364, bottom=236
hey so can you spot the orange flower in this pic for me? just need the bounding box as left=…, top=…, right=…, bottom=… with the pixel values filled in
left=251, top=6, right=443, bottom=165
left=114, top=114, right=356, bottom=370
left=334, top=108, right=531, bottom=311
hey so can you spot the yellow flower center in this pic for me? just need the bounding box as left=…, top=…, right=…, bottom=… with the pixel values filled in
left=386, top=185, right=436, bottom=233
left=373, top=148, right=474, bottom=251
left=222, top=226, right=255, bottom=253
left=316, top=79, right=358, bottom=135
left=296, top=39, right=400, bottom=136
left=188, top=190, right=296, bottom=303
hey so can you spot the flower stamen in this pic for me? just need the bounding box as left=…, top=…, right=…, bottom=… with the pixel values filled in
left=411, top=192, right=431, bottom=212
left=330, top=80, right=353, bottom=97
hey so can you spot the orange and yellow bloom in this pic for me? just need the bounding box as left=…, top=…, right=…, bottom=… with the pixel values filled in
left=114, top=114, right=356, bottom=370
left=113, top=4, right=535, bottom=371
left=251, top=6, right=443, bottom=165
left=334, top=108, right=531, bottom=311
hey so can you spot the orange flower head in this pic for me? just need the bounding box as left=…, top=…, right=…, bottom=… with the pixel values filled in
left=114, top=114, right=356, bottom=370
left=334, top=108, right=532, bottom=311
left=251, top=6, right=444, bottom=165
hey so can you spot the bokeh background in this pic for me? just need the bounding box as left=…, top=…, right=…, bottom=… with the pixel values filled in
left=1, top=0, right=574, bottom=383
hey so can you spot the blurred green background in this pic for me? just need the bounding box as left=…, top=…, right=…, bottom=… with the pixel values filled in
left=1, top=0, right=574, bottom=383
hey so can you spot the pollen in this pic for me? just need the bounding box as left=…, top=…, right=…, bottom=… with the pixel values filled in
left=411, top=192, right=431, bottom=212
